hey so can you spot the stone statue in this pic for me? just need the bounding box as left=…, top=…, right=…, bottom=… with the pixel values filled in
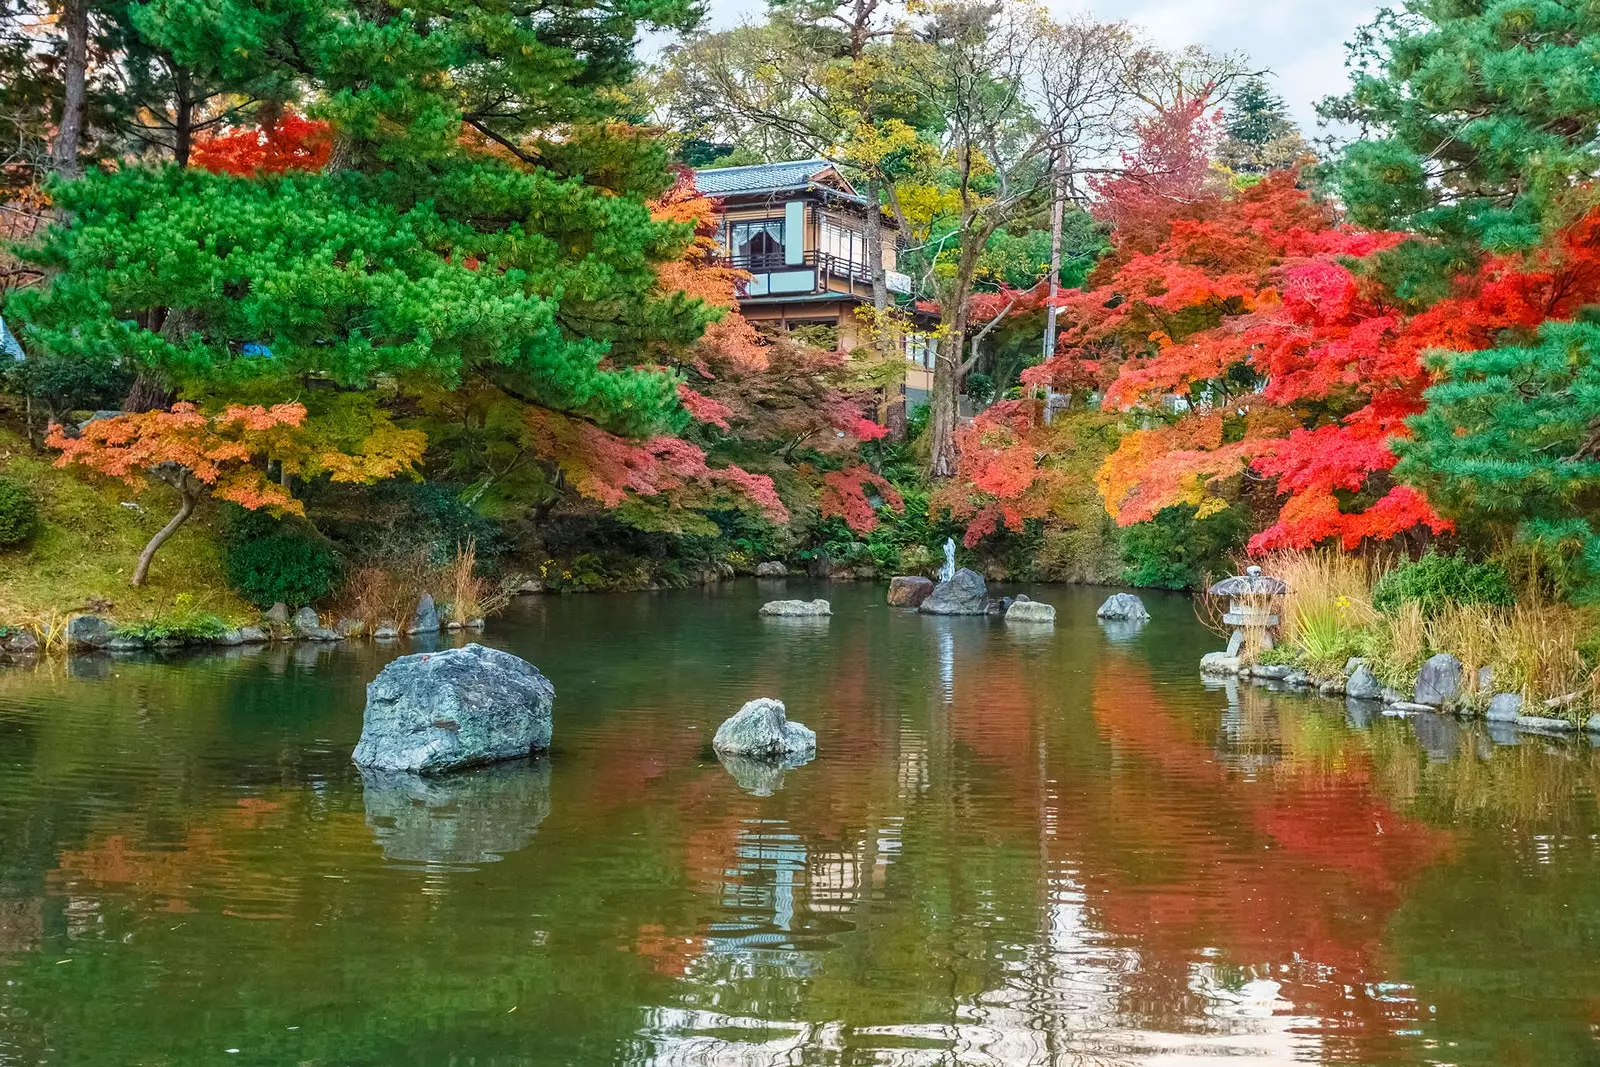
left=940, top=537, right=957, bottom=582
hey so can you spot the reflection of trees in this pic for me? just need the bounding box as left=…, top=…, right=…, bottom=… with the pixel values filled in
left=9, top=584, right=1600, bottom=1065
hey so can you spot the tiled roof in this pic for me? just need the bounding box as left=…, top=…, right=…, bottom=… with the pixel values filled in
left=692, top=158, right=840, bottom=196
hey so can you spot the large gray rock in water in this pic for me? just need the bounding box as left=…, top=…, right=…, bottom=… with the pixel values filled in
left=759, top=599, right=831, bottom=617
left=1346, top=664, right=1384, bottom=701
left=712, top=698, right=816, bottom=761
left=754, top=561, right=788, bottom=577
left=886, top=575, right=935, bottom=608
left=352, top=643, right=554, bottom=775
left=66, top=615, right=113, bottom=650
left=919, top=568, right=988, bottom=615
left=1414, top=653, right=1463, bottom=706
left=1096, top=593, right=1150, bottom=621
left=1006, top=600, right=1056, bottom=623
left=407, top=593, right=440, bottom=635
left=361, top=760, right=551, bottom=866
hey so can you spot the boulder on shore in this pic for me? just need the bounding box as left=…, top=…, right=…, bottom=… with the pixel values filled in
left=1414, top=653, right=1463, bottom=707
left=1346, top=664, right=1383, bottom=701
left=755, top=561, right=788, bottom=578
left=66, top=615, right=113, bottom=651
left=758, top=599, right=831, bottom=617
left=919, top=568, right=988, bottom=615
left=292, top=606, right=340, bottom=641
left=712, top=697, right=816, bottom=762
left=351, top=643, right=555, bottom=775
left=886, top=576, right=935, bottom=608
left=1096, top=593, right=1150, bottom=621
left=407, top=593, right=440, bottom=635
left=1006, top=600, right=1056, bottom=623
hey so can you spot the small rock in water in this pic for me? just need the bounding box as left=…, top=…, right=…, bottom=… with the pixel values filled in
left=918, top=569, right=988, bottom=616
left=1200, top=652, right=1242, bottom=675
left=886, top=576, right=935, bottom=608
left=1251, top=663, right=1291, bottom=679
left=352, top=643, right=554, bottom=775
left=292, top=606, right=340, bottom=641
left=1283, top=670, right=1311, bottom=688
left=373, top=623, right=400, bottom=640
left=754, top=561, right=788, bottom=577
left=1006, top=600, right=1056, bottom=623
left=712, top=697, right=816, bottom=762
left=407, top=594, right=440, bottom=635
left=1096, top=593, right=1150, bottom=621
left=758, top=599, right=831, bottom=617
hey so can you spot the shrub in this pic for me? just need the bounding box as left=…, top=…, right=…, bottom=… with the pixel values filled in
left=0, top=476, right=38, bottom=547
left=225, top=523, right=344, bottom=608
left=1120, top=504, right=1248, bottom=590
left=114, top=594, right=229, bottom=642
left=1371, top=550, right=1514, bottom=616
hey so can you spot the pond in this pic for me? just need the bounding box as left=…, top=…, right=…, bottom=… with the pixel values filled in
left=2, top=580, right=1599, bottom=1065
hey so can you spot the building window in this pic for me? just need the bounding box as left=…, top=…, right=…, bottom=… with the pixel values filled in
left=720, top=218, right=786, bottom=270
left=819, top=217, right=866, bottom=279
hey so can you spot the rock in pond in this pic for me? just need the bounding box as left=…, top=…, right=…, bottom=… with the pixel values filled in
left=351, top=643, right=555, bottom=775
left=1096, top=593, right=1150, bottom=621
left=712, top=697, right=816, bottom=762
left=886, top=576, right=935, bottom=608
left=759, top=599, right=831, bottom=617
left=1200, top=652, right=1242, bottom=676
left=1414, top=652, right=1463, bottom=707
left=66, top=615, right=113, bottom=650
left=1006, top=600, right=1056, bottom=623
left=1346, top=664, right=1384, bottom=701
left=919, top=568, right=988, bottom=615
left=407, top=593, right=440, bottom=635
left=755, top=561, right=788, bottom=577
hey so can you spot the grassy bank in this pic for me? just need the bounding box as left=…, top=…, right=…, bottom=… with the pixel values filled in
left=0, top=426, right=252, bottom=628
left=1245, top=550, right=1600, bottom=721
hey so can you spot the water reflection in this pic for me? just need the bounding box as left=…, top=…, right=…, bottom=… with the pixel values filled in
left=716, top=751, right=813, bottom=796
left=361, top=759, right=551, bottom=869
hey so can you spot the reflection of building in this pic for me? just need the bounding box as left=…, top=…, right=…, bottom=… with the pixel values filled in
left=694, top=159, right=939, bottom=404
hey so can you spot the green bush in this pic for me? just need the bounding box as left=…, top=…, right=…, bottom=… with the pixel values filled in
left=115, top=594, right=229, bottom=642
left=1371, top=550, right=1514, bottom=616
left=1120, top=504, right=1248, bottom=590
left=224, top=521, right=344, bottom=609
left=0, top=476, right=39, bottom=547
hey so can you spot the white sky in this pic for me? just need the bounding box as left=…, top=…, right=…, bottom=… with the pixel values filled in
left=697, top=0, right=1381, bottom=133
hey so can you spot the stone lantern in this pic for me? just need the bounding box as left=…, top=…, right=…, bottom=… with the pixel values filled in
left=1208, top=565, right=1287, bottom=656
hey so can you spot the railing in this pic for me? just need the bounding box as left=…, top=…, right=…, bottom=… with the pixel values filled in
left=716, top=250, right=882, bottom=294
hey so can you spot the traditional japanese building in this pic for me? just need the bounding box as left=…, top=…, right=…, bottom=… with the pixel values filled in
left=694, top=159, right=937, bottom=403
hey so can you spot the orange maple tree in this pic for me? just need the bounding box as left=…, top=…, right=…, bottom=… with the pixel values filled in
left=48, top=403, right=424, bottom=585
left=189, top=114, right=333, bottom=176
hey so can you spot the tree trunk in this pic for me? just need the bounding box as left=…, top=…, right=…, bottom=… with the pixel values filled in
left=1043, top=150, right=1065, bottom=365
left=862, top=176, right=904, bottom=437
left=50, top=0, right=89, bottom=180
left=122, top=373, right=174, bottom=413
left=131, top=484, right=198, bottom=586
left=928, top=247, right=980, bottom=479
left=172, top=68, right=194, bottom=166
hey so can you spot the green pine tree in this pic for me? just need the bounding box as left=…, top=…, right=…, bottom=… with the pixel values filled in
left=1397, top=318, right=1600, bottom=599
left=1321, top=0, right=1600, bottom=250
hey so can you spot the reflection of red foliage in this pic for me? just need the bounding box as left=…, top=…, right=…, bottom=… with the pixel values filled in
left=1078, top=656, right=1450, bottom=1052
left=191, top=114, right=333, bottom=175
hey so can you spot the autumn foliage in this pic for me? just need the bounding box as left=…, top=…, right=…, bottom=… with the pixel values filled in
left=190, top=114, right=333, bottom=176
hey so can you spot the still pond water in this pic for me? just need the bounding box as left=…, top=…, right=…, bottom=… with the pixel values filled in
left=2, top=581, right=1599, bottom=1066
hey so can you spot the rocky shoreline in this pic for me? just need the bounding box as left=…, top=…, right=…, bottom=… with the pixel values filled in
left=0, top=592, right=484, bottom=661
left=1205, top=651, right=1600, bottom=742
